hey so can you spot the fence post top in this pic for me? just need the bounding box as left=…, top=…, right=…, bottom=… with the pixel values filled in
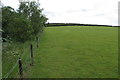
left=19, top=57, right=21, bottom=60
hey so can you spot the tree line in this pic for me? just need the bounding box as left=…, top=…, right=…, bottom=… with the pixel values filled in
left=47, top=23, right=118, bottom=27
left=2, top=1, right=48, bottom=43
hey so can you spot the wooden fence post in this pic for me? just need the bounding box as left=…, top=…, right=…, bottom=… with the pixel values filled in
left=18, top=57, right=23, bottom=79
left=30, top=44, right=34, bottom=65
left=36, top=37, right=39, bottom=48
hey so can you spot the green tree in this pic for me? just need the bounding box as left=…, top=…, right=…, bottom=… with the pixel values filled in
left=2, top=6, right=16, bottom=41
left=18, top=1, right=48, bottom=35
left=2, top=1, right=48, bottom=42
left=10, top=15, right=33, bottom=42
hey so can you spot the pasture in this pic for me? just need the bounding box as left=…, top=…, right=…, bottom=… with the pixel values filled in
left=24, top=26, right=118, bottom=78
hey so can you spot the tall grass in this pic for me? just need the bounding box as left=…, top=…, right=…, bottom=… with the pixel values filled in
left=2, top=36, right=40, bottom=78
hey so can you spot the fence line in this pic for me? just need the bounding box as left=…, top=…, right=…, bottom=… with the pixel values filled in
left=3, top=60, right=18, bottom=78
left=3, top=45, right=29, bottom=78
left=3, top=34, right=41, bottom=79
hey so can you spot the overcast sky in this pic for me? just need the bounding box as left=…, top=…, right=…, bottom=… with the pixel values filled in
left=1, top=0, right=119, bottom=26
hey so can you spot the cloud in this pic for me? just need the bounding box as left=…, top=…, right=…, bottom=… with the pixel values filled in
left=40, top=0, right=119, bottom=26
left=95, top=14, right=105, bottom=16
left=81, top=9, right=88, bottom=12
left=2, top=0, right=119, bottom=26
left=66, top=9, right=88, bottom=13
left=43, top=11, right=56, bottom=17
left=66, top=10, right=80, bottom=13
left=1, top=0, right=19, bottom=9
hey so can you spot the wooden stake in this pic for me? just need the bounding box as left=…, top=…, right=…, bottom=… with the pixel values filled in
left=36, top=37, right=39, bottom=48
left=30, top=44, right=33, bottom=65
left=18, top=57, right=23, bottom=79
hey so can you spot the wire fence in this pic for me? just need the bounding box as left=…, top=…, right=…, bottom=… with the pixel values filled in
left=3, top=35, right=40, bottom=79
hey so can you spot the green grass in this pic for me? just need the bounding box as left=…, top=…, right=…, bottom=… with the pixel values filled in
left=2, top=40, right=38, bottom=78
left=24, top=26, right=118, bottom=78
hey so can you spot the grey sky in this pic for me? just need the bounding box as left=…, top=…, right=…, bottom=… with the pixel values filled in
left=1, top=0, right=119, bottom=26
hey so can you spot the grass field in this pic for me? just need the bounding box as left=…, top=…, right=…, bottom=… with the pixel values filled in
left=24, top=26, right=118, bottom=78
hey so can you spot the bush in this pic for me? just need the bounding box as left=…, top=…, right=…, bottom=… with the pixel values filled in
left=9, top=15, right=34, bottom=42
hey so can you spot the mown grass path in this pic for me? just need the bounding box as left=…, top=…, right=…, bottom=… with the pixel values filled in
left=25, top=26, right=118, bottom=78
